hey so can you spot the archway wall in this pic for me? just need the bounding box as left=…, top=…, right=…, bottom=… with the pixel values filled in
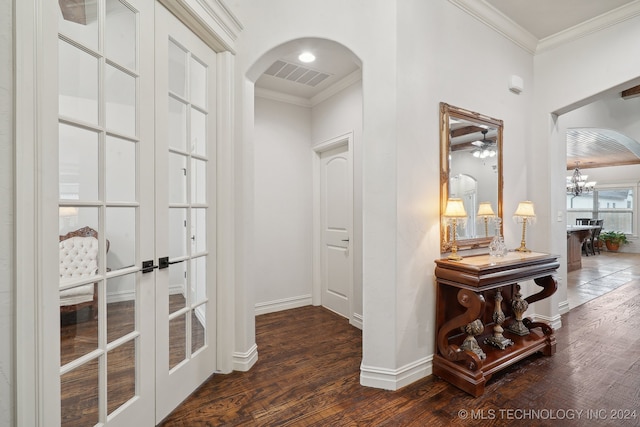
left=233, top=0, right=537, bottom=389
left=531, top=14, right=640, bottom=319
left=233, top=0, right=400, bottom=378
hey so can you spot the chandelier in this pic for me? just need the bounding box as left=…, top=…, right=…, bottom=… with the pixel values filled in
left=566, top=162, right=596, bottom=196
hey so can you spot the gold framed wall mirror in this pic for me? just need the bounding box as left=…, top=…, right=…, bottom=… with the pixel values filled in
left=440, top=103, right=504, bottom=253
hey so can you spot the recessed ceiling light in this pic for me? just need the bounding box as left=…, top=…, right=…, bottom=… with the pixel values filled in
left=298, top=52, right=316, bottom=63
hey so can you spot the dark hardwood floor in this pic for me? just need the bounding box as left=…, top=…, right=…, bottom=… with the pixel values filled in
left=161, top=279, right=640, bottom=426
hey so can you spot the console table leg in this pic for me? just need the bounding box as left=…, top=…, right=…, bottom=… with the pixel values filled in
left=485, top=289, right=514, bottom=349
left=508, top=284, right=530, bottom=336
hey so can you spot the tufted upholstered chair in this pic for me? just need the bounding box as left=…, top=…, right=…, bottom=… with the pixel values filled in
left=59, top=226, right=104, bottom=320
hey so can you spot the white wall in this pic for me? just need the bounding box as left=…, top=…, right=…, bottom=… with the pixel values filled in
left=532, top=14, right=640, bottom=315
left=253, top=96, right=313, bottom=312
left=0, top=0, right=13, bottom=423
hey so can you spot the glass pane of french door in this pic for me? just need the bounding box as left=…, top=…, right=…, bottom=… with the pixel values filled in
left=57, top=0, right=154, bottom=425
left=165, top=40, right=210, bottom=368
left=165, top=40, right=211, bottom=373
left=155, top=5, right=216, bottom=421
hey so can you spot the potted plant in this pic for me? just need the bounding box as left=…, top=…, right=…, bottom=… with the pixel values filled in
left=600, top=231, right=629, bottom=251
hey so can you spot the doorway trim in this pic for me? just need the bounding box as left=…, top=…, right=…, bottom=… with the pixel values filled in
left=15, top=0, right=60, bottom=424
left=312, top=132, right=357, bottom=327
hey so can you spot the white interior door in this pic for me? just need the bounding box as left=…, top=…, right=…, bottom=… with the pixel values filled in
left=57, top=0, right=155, bottom=425
left=320, top=143, right=353, bottom=319
left=154, top=5, right=217, bottom=421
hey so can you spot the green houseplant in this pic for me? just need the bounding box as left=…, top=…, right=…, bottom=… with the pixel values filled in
left=600, top=231, right=629, bottom=251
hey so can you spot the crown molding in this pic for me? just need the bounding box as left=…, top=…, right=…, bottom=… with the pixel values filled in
left=537, top=1, right=640, bottom=53
left=448, top=0, right=538, bottom=54
left=197, top=0, right=243, bottom=37
left=254, top=87, right=312, bottom=108
left=449, top=0, right=640, bottom=55
left=157, top=0, right=242, bottom=53
left=310, top=70, right=362, bottom=107
left=255, top=70, right=362, bottom=108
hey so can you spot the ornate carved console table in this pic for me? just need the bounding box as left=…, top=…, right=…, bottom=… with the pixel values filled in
left=433, top=252, right=559, bottom=396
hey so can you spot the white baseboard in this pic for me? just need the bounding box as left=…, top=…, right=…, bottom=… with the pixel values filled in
left=233, top=344, right=258, bottom=372
left=558, top=300, right=570, bottom=315
left=254, top=294, right=312, bottom=316
left=360, top=355, right=433, bottom=390
left=350, top=313, right=363, bottom=330
left=533, top=313, right=563, bottom=330
left=106, top=284, right=184, bottom=304
left=106, top=290, right=134, bottom=304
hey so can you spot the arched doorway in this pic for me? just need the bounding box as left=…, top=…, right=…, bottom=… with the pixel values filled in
left=247, top=38, right=364, bottom=331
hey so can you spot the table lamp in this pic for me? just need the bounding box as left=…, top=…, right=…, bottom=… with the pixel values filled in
left=443, top=198, right=467, bottom=261
left=513, top=201, right=536, bottom=252
left=476, top=202, right=495, bottom=237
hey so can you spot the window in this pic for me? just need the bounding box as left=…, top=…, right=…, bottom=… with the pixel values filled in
left=567, top=186, right=634, bottom=234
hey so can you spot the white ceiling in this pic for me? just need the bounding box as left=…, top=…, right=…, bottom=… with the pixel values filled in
left=255, top=0, right=640, bottom=100
left=485, top=0, right=636, bottom=39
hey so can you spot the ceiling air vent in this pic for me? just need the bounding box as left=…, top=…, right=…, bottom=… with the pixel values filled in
left=263, top=60, right=331, bottom=87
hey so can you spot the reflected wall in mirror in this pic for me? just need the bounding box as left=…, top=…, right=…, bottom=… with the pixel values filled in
left=440, top=103, right=503, bottom=253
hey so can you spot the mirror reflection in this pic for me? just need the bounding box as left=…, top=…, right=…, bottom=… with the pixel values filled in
left=440, top=103, right=503, bottom=252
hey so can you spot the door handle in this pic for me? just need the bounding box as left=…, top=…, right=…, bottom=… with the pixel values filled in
left=142, top=260, right=159, bottom=274
left=341, top=238, right=350, bottom=242
left=158, top=256, right=185, bottom=269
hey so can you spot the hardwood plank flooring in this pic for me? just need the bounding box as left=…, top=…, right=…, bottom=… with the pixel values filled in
left=567, top=251, right=640, bottom=309
left=161, top=281, right=640, bottom=426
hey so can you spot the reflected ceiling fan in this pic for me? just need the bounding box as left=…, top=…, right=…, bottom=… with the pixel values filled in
left=471, top=129, right=496, bottom=159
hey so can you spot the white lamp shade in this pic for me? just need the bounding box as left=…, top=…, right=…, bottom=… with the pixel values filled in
left=477, top=202, right=495, bottom=217
left=514, top=201, right=536, bottom=218
left=444, top=198, right=467, bottom=218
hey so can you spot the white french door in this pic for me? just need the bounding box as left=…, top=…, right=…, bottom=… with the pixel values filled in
left=154, top=5, right=217, bottom=421
left=55, top=1, right=217, bottom=425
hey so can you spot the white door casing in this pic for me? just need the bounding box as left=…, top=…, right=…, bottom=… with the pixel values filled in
left=314, top=133, right=354, bottom=321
